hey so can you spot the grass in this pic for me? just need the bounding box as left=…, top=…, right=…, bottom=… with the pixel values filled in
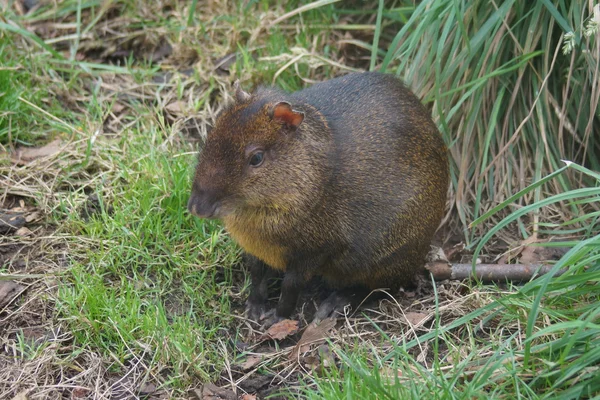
left=377, top=0, right=600, bottom=245
left=1, top=0, right=599, bottom=399
left=57, top=138, right=238, bottom=384
left=0, top=35, right=58, bottom=146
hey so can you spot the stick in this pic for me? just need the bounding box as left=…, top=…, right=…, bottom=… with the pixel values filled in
left=426, top=261, right=566, bottom=283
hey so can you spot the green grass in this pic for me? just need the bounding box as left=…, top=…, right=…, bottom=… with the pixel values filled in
left=0, top=35, right=52, bottom=146
left=57, top=139, right=239, bottom=384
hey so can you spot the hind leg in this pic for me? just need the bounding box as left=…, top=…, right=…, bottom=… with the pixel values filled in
left=313, top=286, right=387, bottom=322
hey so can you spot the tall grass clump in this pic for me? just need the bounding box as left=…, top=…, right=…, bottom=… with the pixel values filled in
left=378, top=1, right=599, bottom=243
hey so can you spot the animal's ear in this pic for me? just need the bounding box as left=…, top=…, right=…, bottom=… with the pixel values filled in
left=270, top=102, right=304, bottom=129
left=233, top=80, right=251, bottom=102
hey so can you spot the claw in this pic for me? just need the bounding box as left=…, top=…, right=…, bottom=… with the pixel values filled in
left=261, top=308, right=283, bottom=329
left=313, top=292, right=348, bottom=323
left=245, top=300, right=265, bottom=323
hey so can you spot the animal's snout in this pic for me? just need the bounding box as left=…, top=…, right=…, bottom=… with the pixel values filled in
left=187, top=189, right=220, bottom=219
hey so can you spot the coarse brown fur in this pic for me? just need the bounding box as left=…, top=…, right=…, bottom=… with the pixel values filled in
left=188, top=72, right=449, bottom=322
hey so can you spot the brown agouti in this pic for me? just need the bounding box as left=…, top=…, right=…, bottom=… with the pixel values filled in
left=188, top=72, right=449, bottom=325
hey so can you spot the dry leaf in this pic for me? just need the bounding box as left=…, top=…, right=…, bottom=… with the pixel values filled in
left=404, top=312, right=428, bottom=326
left=380, top=366, right=403, bottom=379
left=111, top=102, right=125, bottom=114
left=444, top=241, right=465, bottom=261
left=240, top=395, right=257, bottom=400
left=190, top=383, right=236, bottom=400
left=303, top=355, right=320, bottom=370
left=290, top=317, right=336, bottom=359
left=416, top=348, right=428, bottom=363
left=71, top=387, right=89, bottom=399
left=150, top=40, right=173, bottom=62
left=263, top=319, right=299, bottom=340
left=24, top=211, right=41, bottom=223
left=238, top=355, right=262, bottom=371
left=15, top=227, right=33, bottom=237
left=519, top=245, right=539, bottom=264
left=498, top=235, right=539, bottom=264
left=138, top=382, right=156, bottom=396
left=165, top=100, right=187, bottom=115
left=12, top=139, right=63, bottom=164
left=302, top=345, right=335, bottom=370
left=0, top=281, right=26, bottom=309
left=213, top=53, right=236, bottom=75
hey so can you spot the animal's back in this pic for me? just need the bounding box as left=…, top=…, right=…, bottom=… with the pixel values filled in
left=291, top=73, right=448, bottom=289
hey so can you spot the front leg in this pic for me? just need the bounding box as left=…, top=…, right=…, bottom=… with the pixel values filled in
left=263, top=269, right=306, bottom=327
left=244, top=254, right=275, bottom=322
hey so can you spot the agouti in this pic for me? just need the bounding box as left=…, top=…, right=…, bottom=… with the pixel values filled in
left=188, top=72, right=449, bottom=325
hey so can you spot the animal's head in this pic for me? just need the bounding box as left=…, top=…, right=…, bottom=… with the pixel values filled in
left=188, top=82, right=311, bottom=220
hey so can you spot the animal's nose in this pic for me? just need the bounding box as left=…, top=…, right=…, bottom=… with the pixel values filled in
left=187, top=190, right=219, bottom=219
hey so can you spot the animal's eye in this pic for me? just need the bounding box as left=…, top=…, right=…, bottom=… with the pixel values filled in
left=249, top=151, right=264, bottom=167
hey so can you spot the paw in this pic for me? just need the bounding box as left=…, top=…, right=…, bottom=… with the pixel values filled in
left=261, top=308, right=284, bottom=329
left=313, top=292, right=347, bottom=323
left=245, top=300, right=265, bottom=323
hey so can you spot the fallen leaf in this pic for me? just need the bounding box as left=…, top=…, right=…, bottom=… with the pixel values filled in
left=519, top=245, right=539, bottom=264
left=0, top=281, right=26, bottom=309
left=238, top=355, right=262, bottom=371
left=498, top=235, right=539, bottom=264
left=11, top=139, right=63, bottom=164
left=24, top=211, right=41, bottom=223
left=20, top=326, right=48, bottom=345
left=404, top=312, right=428, bottom=326
left=380, top=366, right=403, bottom=379
left=150, top=40, right=173, bottom=62
left=500, top=235, right=569, bottom=265
left=138, top=382, right=156, bottom=396
left=290, top=317, right=336, bottom=360
left=190, top=383, right=236, bottom=400
left=15, top=227, right=33, bottom=237
left=71, top=387, right=89, bottom=399
left=171, top=44, right=198, bottom=65
left=303, top=355, right=320, bottom=370
left=237, top=374, right=272, bottom=393
left=263, top=319, right=299, bottom=341
left=241, top=395, right=257, bottom=400
left=111, top=102, right=125, bottom=114
left=416, top=348, right=428, bottom=363
left=444, top=241, right=465, bottom=262
left=427, top=245, right=447, bottom=262
left=213, top=53, right=236, bottom=75
left=165, top=100, right=187, bottom=115
left=302, top=345, right=335, bottom=371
